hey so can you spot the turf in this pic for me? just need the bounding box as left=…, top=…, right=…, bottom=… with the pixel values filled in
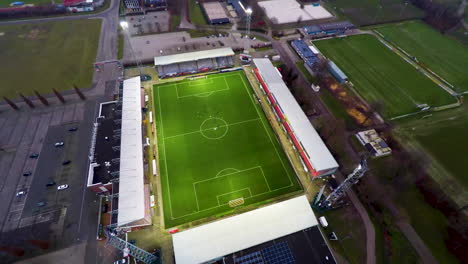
left=153, top=71, right=301, bottom=227
left=188, top=0, right=207, bottom=25
left=375, top=21, right=468, bottom=92
left=324, top=0, right=423, bottom=25
left=0, top=20, right=101, bottom=98
left=314, top=34, right=457, bottom=118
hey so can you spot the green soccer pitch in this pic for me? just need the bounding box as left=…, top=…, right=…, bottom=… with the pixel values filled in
left=152, top=71, right=302, bottom=228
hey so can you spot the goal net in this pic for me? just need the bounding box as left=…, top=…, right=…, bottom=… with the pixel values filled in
left=229, top=198, right=245, bottom=207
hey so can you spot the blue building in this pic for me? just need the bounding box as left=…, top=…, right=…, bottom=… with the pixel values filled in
left=227, top=0, right=247, bottom=17
left=303, top=21, right=355, bottom=36
left=327, top=61, right=348, bottom=83
left=291, top=39, right=319, bottom=68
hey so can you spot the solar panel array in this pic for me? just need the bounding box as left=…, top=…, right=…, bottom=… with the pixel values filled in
left=234, top=242, right=295, bottom=264
left=261, top=242, right=295, bottom=264
left=291, top=39, right=319, bottom=68
left=234, top=251, right=264, bottom=264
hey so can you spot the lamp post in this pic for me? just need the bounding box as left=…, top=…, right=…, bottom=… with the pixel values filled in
left=244, top=8, right=252, bottom=54
left=120, top=21, right=143, bottom=76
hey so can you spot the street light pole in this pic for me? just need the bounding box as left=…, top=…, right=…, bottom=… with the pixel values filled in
left=244, top=8, right=252, bottom=54
left=120, top=21, right=143, bottom=77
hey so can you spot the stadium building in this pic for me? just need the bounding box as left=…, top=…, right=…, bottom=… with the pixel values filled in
left=87, top=77, right=151, bottom=231
left=303, top=21, right=355, bottom=37
left=253, top=58, right=339, bottom=177
left=291, top=39, right=320, bottom=69
left=173, top=195, right=335, bottom=264
left=154, top=47, right=234, bottom=78
left=201, top=1, right=230, bottom=24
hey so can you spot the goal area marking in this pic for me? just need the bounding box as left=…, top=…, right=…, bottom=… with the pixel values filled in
left=229, top=198, right=245, bottom=207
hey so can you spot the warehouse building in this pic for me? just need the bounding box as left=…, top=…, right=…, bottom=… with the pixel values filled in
left=202, top=1, right=230, bottom=24
left=258, top=0, right=333, bottom=24
left=154, top=47, right=234, bottom=78
left=253, top=58, right=339, bottom=177
left=173, top=195, right=335, bottom=264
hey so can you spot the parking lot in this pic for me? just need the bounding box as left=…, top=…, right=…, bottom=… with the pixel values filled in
left=124, top=12, right=170, bottom=36
left=123, top=31, right=267, bottom=63
left=0, top=100, right=99, bottom=261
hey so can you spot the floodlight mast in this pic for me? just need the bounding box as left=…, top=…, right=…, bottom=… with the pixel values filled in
left=244, top=8, right=252, bottom=53
left=120, top=20, right=142, bottom=76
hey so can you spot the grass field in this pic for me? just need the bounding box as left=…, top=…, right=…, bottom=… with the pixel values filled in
left=375, top=21, right=468, bottom=92
left=0, top=0, right=50, bottom=7
left=314, top=34, right=457, bottom=118
left=153, top=71, right=301, bottom=227
left=188, top=0, right=207, bottom=25
left=324, top=0, right=423, bottom=25
left=0, top=20, right=101, bottom=98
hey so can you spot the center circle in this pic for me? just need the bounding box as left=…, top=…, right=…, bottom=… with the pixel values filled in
left=200, top=118, right=228, bottom=139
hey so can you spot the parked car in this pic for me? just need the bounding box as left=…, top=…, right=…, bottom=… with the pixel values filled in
left=29, top=154, right=39, bottom=158
left=57, top=184, right=68, bottom=190
left=46, top=181, right=56, bottom=187
left=16, top=190, right=27, bottom=197
left=54, top=142, right=64, bottom=147
left=68, top=127, right=78, bottom=132
left=22, top=172, right=32, bottom=177
left=37, top=201, right=46, bottom=207
left=62, top=160, right=71, bottom=165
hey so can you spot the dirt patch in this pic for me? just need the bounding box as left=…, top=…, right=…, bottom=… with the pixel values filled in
left=26, top=29, right=41, bottom=40
left=319, top=77, right=375, bottom=126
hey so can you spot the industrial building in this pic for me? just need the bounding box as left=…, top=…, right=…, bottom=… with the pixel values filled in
left=201, top=1, right=230, bottom=24
left=356, top=129, right=392, bottom=157
left=327, top=61, right=348, bottom=84
left=227, top=0, right=247, bottom=17
left=173, top=196, right=335, bottom=264
left=154, top=47, right=234, bottom=78
left=253, top=58, right=339, bottom=177
left=258, top=0, right=333, bottom=24
left=291, top=39, right=320, bottom=68
left=87, top=77, right=151, bottom=231
left=303, top=21, right=355, bottom=37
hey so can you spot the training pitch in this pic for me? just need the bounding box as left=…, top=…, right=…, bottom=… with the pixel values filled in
left=152, top=71, right=302, bottom=227
left=315, top=34, right=457, bottom=118
left=375, top=21, right=468, bottom=92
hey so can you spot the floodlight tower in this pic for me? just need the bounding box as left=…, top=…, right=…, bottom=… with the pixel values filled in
left=244, top=7, right=252, bottom=53
left=323, top=159, right=368, bottom=207
left=120, top=21, right=142, bottom=76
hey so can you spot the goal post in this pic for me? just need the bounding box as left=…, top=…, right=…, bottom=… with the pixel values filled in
left=229, top=198, right=245, bottom=207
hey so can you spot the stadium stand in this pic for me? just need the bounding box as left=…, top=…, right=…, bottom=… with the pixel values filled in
left=253, top=58, right=338, bottom=177
left=303, top=21, right=355, bottom=37
left=291, top=39, right=320, bottom=68
left=154, top=48, right=234, bottom=78
left=173, top=196, right=335, bottom=264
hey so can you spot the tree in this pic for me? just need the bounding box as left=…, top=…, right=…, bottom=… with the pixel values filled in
left=362, top=100, right=384, bottom=125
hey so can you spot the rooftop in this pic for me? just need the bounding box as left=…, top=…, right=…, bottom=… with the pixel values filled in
left=154, top=47, right=234, bottom=66
left=173, top=196, right=318, bottom=264
left=117, top=77, right=146, bottom=227
left=253, top=58, right=338, bottom=173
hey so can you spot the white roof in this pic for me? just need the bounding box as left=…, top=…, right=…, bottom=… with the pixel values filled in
left=117, top=77, right=145, bottom=226
left=173, top=196, right=317, bottom=264
left=309, top=45, right=320, bottom=54
left=202, top=1, right=229, bottom=20
left=258, top=0, right=333, bottom=24
left=254, top=58, right=338, bottom=172
left=154, top=47, right=234, bottom=66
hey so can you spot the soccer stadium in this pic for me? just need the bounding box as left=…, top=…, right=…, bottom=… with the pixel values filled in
left=153, top=70, right=302, bottom=227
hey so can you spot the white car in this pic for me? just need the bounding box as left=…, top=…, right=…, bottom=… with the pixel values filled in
left=57, top=184, right=69, bottom=190
left=54, top=142, right=64, bottom=147
left=16, top=190, right=27, bottom=197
